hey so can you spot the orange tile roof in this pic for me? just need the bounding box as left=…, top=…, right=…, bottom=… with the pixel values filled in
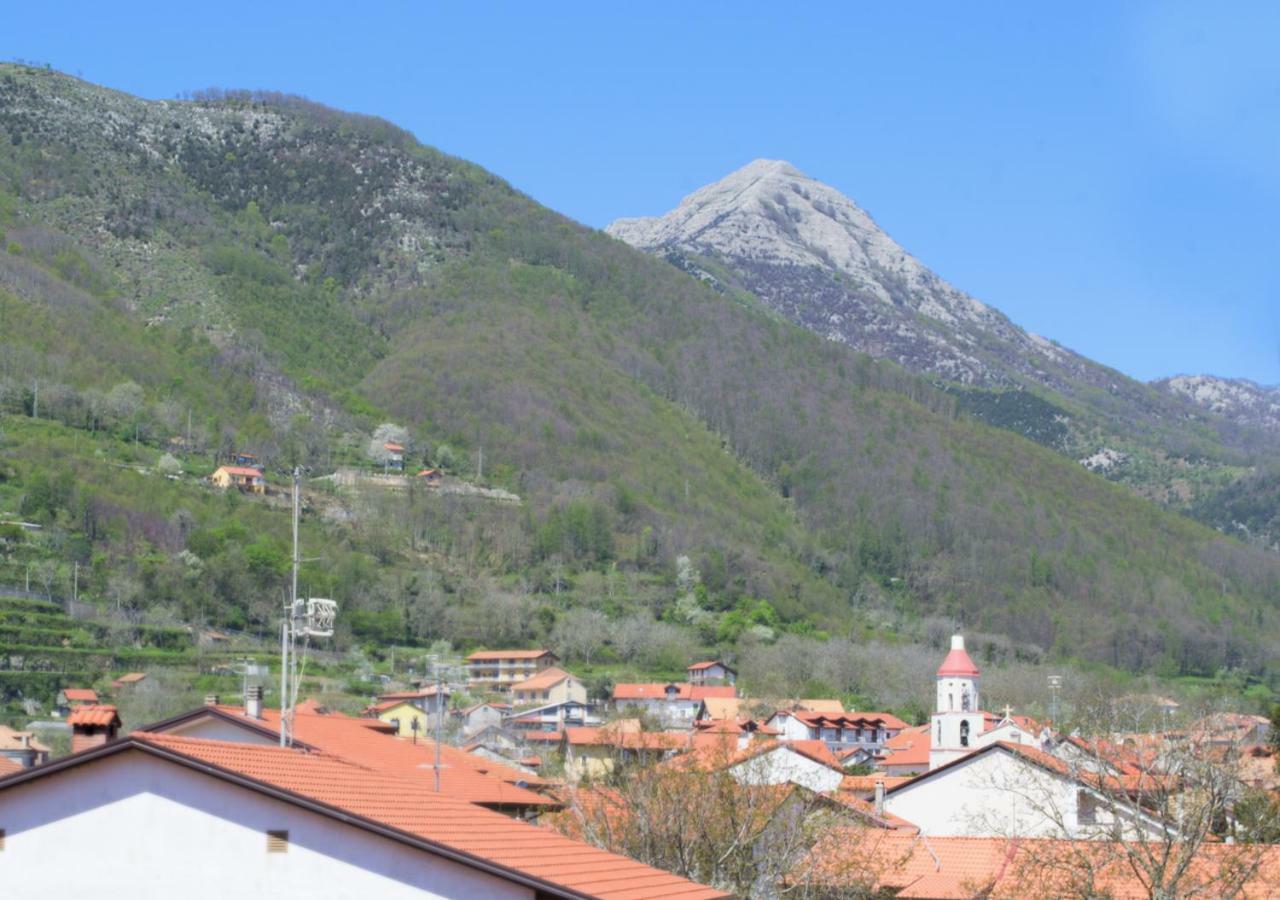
left=527, top=723, right=691, bottom=751
left=686, top=660, right=734, bottom=672
left=146, top=705, right=556, bottom=809
left=839, top=774, right=914, bottom=794
left=670, top=738, right=847, bottom=776
left=376, top=684, right=448, bottom=702
left=775, top=709, right=910, bottom=731
left=511, top=666, right=577, bottom=692
left=878, top=724, right=931, bottom=770
left=61, top=688, right=99, bottom=702
left=804, top=830, right=1280, bottom=899
left=10, top=733, right=728, bottom=899
left=112, top=672, right=147, bottom=685
left=467, top=649, right=557, bottom=661
left=612, top=683, right=737, bottom=701
left=215, top=465, right=264, bottom=477
left=67, top=704, right=121, bottom=727
left=0, top=755, right=22, bottom=775
left=0, top=725, right=50, bottom=754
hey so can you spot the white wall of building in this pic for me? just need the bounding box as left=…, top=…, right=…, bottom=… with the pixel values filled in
left=884, top=749, right=1164, bottom=840
left=162, top=715, right=279, bottom=745
left=728, top=748, right=843, bottom=794
left=0, top=752, right=532, bottom=899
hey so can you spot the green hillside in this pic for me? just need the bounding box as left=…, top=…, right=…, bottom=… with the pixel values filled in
left=1, top=64, right=1278, bottom=687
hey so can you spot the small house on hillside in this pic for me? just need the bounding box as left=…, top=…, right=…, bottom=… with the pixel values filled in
left=211, top=465, right=266, bottom=494
left=416, top=468, right=443, bottom=487
left=465, top=649, right=559, bottom=691
left=510, top=667, right=586, bottom=708
left=232, top=452, right=259, bottom=467
left=687, top=660, right=736, bottom=686
left=111, top=672, right=147, bottom=689
left=0, top=724, right=51, bottom=769
left=55, top=687, right=99, bottom=716
left=383, top=442, right=405, bottom=471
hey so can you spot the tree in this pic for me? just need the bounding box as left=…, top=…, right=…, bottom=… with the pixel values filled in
left=553, top=741, right=876, bottom=898
left=367, top=422, right=410, bottom=466
left=994, top=700, right=1280, bottom=899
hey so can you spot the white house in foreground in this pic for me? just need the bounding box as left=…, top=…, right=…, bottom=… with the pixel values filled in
left=0, top=732, right=727, bottom=900
left=883, top=741, right=1170, bottom=840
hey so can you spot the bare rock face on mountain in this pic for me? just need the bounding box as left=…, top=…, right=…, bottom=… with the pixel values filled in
left=608, top=159, right=1080, bottom=387
left=1155, top=375, right=1280, bottom=433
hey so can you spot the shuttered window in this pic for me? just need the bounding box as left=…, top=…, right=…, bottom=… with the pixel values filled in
left=267, top=829, right=289, bottom=853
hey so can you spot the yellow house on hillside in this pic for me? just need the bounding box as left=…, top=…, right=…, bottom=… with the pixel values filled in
left=510, top=667, right=587, bottom=707
left=365, top=684, right=450, bottom=738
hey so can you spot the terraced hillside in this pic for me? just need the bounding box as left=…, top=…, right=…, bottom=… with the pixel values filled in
left=0, top=65, right=1278, bottom=683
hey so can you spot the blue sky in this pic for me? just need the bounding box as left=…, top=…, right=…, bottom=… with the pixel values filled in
left=4, top=2, right=1278, bottom=384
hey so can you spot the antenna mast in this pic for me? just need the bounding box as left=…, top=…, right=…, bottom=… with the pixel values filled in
left=280, top=466, right=337, bottom=747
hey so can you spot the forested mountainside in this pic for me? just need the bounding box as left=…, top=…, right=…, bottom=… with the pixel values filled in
left=607, top=161, right=1280, bottom=543
left=1, top=65, right=1279, bottom=682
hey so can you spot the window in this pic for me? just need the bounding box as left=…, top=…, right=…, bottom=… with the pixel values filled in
left=0, top=827, right=5, bottom=851
left=961, top=688, right=971, bottom=712
left=267, top=830, right=289, bottom=853
left=1078, top=791, right=1097, bottom=825
left=959, top=720, right=970, bottom=747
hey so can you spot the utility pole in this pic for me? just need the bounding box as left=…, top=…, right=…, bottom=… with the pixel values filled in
left=281, top=466, right=301, bottom=748
left=31, top=379, right=37, bottom=419
left=1048, top=674, right=1062, bottom=729
left=476, top=445, right=483, bottom=482
left=72, top=562, right=78, bottom=604
left=434, top=670, right=443, bottom=793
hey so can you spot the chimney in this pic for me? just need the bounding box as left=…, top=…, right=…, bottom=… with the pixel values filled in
left=246, top=685, right=264, bottom=719
left=951, top=635, right=965, bottom=651
left=874, top=779, right=886, bottom=817
left=70, top=705, right=121, bottom=754
left=204, top=693, right=219, bottom=706
left=18, top=733, right=29, bottom=749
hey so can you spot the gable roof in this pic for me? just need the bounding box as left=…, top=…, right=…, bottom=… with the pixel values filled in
left=613, top=683, right=737, bottom=701
left=375, top=684, right=449, bottom=702
left=687, top=660, right=736, bottom=674
left=213, top=465, right=264, bottom=477
left=771, top=709, right=909, bottom=731
left=112, top=672, right=147, bottom=686
left=511, top=666, right=577, bottom=692
left=0, top=724, right=50, bottom=754
left=140, top=704, right=555, bottom=809
left=61, top=688, right=98, bottom=702
left=466, top=649, right=557, bottom=662
left=0, top=733, right=727, bottom=899
left=67, top=704, right=121, bottom=728
left=877, top=724, right=931, bottom=770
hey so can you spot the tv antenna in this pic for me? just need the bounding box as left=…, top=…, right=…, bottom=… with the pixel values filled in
left=280, top=466, right=337, bottom=747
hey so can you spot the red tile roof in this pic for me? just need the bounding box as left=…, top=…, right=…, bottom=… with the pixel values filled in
left=111, top=672, right=147, bottom=686
left=145, top=705, right=555, bottom=809
left=511, top=666, right=577, bottom=692
left=937, top=644, right=980, bottom=677
left=805, top=830, right=1280, bottom=899
left=686, top=660, right=734, bottom=673
left=0, top=725, right=51, bottom=754
left=774, top=710, right=909, bottom=731
left=526, top=722, right=690, bottom=751
left=0, top=755, right=23, bottom=775
left=612, top=683, right=737, bottom=701
left=62, top=688, right=99, bottom=702
left=466, top=649, right=557, bottom=661
left=6, top=733, right=728, bottom=899
left=877, top=724, right=931, bottom=770
left=67, top=704, right=121, bottom=728
left=215, top=465, right=264, bottom=477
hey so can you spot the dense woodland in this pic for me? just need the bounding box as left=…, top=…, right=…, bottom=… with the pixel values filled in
left=0, top=64, right=1279, bottom=715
